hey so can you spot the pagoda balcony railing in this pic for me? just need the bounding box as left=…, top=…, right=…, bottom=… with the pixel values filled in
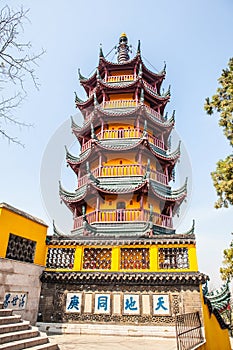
left=81, top=128, right=165, bottom=152
left=143, top=80, right=158, bottom=95
left=102, top=100, right=138, bottom=109
left=102, top=100, right=162, bottom=122
left=81, top=139, right=92, bottom=152
left=77, top=164, right=168, bottom=187
left=73, top=209, right=172, bottom=229
left=103, top=75, right=134, bottom=83
left=145, top=106, right=162, bottom=121
left=97, top=128, right=143, bottom=140
left=103, top=75, right=158, bottom=96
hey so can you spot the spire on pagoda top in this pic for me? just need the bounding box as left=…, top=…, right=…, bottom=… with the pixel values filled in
left=117, top=33, right=130, bottom=63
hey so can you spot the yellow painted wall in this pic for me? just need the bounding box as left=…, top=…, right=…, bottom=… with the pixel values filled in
left=100, top=194, right=140, bottom=210
left=198, top=288, right=231, bottom=350
left=105, top=157, right=135, bottom=166
left=109, top=93, right=134, bottom=100
left=45, top=243, right=198, bottom=273
left=0, top=206, right=47, bottom=266
left=143, top=195, right=160, bottom=213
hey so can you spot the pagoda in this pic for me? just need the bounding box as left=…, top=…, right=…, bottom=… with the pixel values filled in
left=39, top=34, right=207, bottom=327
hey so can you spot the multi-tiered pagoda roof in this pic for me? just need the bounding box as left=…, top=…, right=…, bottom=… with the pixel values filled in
left=59, top=33, right=188, bottom=238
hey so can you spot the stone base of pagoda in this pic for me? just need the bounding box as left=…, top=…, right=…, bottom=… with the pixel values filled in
left=38, top=271, right=207, bottom=327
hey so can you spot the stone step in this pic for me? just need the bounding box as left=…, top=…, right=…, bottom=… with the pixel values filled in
left=0, top=327, right=39, bottom=344
left=25, top=340, right=59, bottom=350
left=0, top=333, right=49, bottom=350
left=0, top=320, right=30, bottom=334
left=0, top=310, right=12, bottom=317
left=0, top=315, right=22, bottom=325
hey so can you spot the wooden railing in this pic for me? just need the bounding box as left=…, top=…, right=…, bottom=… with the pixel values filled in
left=73, top=209, right=172, bottom=229
left=77, top=164, right=168, bottom=187
left=81, top=128, right=165, bottom=153
left=104, top=75, right=134, bottom=83
left=102, top=100, right=138, bottom=109
left=143, top=80, right=157, bottom=94
left=145, top=106, right=162, bottom=121
left=97, top=128, right=142, bottom=140
left=81, top=139, right=92, bottom=152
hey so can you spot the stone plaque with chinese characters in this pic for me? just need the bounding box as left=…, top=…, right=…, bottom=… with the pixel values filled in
left=153, top=294, right=170, bottom=315
left=123, top=294, right=140, bottom=315
left=94, top=293, right=111, bottom=314
left=3, top=292, right=27, bottom=310
left=66, top=292, right=82, bottom=313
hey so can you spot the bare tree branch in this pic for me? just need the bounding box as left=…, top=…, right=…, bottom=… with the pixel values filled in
left=0, top=5, right=45, bottom=146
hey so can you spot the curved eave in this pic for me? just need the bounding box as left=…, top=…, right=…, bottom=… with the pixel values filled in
left=148, top=141, right=180, bottom=162
left=141, top=59, right=166, bottom=81
left=150, top=179, right=187, bottom=203
left=178, top=220, right=195, bottom=235
left=59, top=181, right=87, bottom=202
left=97, top=104, right=175, bottom=130
left=66, top=147, right=92, bottom=166
left=98, top=138, right=143, bottom=151
left=79, top=71, right=97, bottom=85
left=66, top=139, right=179, bottom=171
left=75, top=93, right=94, bottom=109
left=96, top=178, right=147, bottom=194
left=71, top=105, right=174, bottom=138
left=52, top=221, right=66, bottom=238
left=97, top=77, right=139, bottom=90
left=98, top=53, right=139, bottom=69
left=60, top=177, right=148, bottom=205
left=142, top=80, right=170, bottom=102
left=71, top=116, right=82, bottom=133
left=206, top=283, right=231, bottom=306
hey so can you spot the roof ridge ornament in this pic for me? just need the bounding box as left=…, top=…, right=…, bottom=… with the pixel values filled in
left=137, top=40, right=141, bottom=54
left=117, top=33, right=130, bottom=63
left=74, top=91, right=84, bottom=104
left=99, top=43, right=104, bottom=58
left=78, top=68, right=87, bottom=81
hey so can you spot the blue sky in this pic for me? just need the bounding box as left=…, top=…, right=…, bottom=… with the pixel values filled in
left=2, top=0, right=233, bottom=287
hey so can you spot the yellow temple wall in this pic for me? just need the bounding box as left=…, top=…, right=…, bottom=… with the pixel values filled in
left=196, top=289, right=231, bottom=350
left=0, top=205, right=47, bottom=266
left=44, top=243, right=198, bottom=273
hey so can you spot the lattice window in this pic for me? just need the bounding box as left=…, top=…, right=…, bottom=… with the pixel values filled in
left=46, top=248, right=75, bottom=269
left=82, top=248, right=112, bottom=270
left=6, top=233, right=36, bottom=263
left=120, top=248, right=149, bottom=270
left=158, top=247, right=189, bottom=269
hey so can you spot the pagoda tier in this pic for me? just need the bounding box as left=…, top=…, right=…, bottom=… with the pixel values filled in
left=78, top=43, right=166, bottom=97
left=71, top=106, right=175, bottom=149
left=66, top=138, right=180, bottom=186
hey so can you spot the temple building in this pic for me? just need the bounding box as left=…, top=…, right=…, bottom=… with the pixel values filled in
left=39, top=33, right=208, bottom=326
